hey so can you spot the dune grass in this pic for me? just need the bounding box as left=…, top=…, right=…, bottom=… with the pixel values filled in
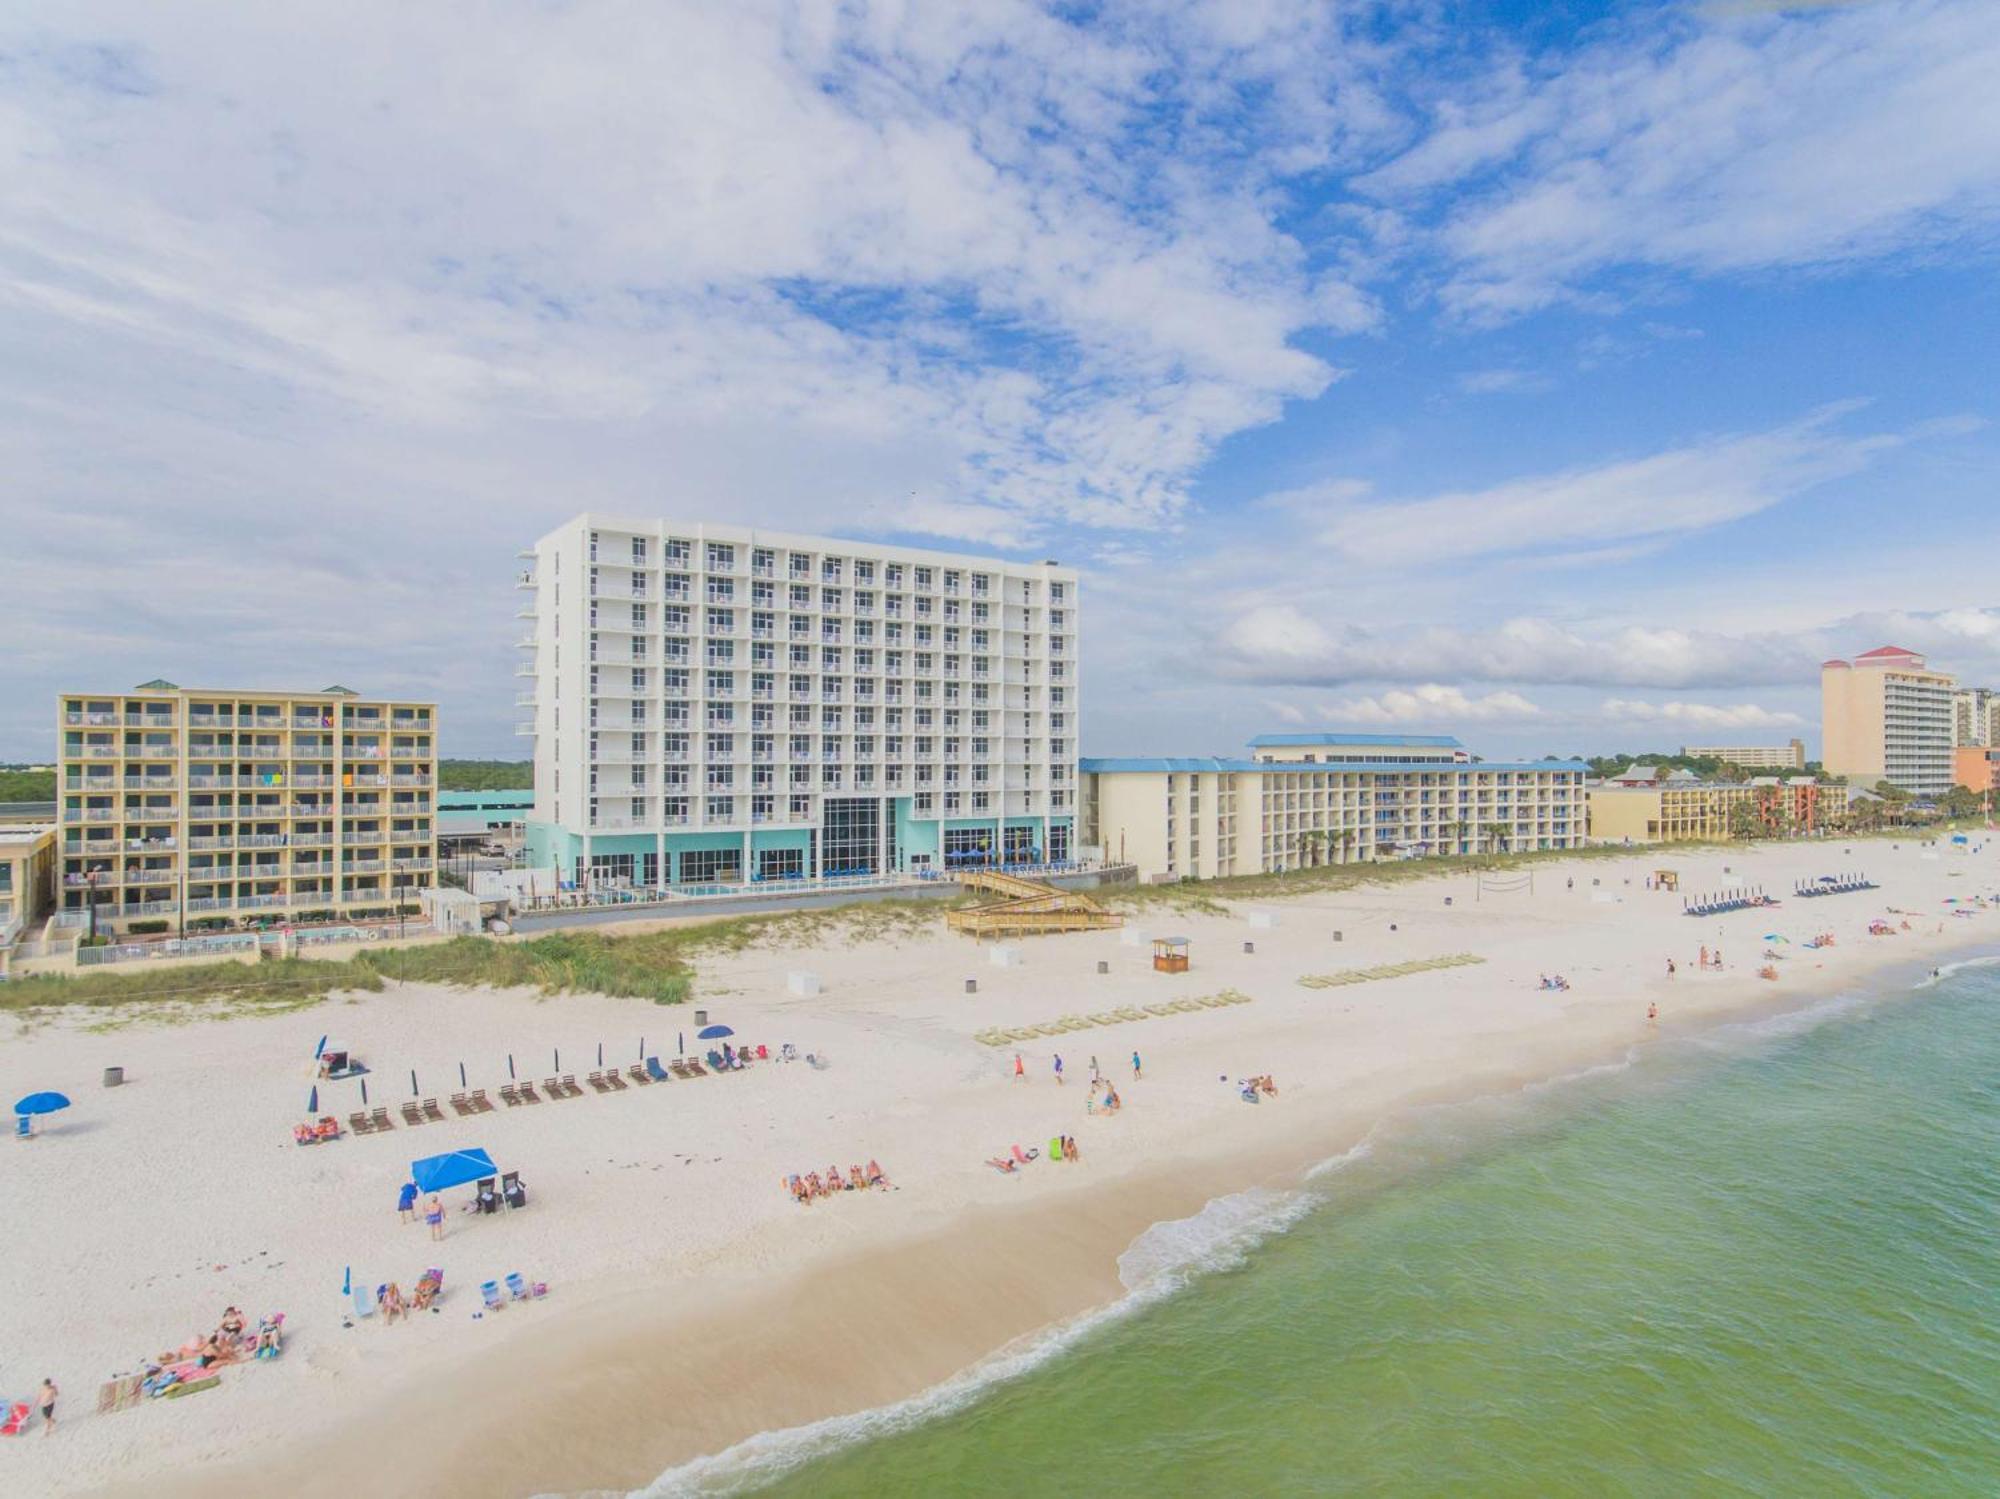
left=0, top=897, right=961, bottom=1015
left=1101, top=841, right=1682, bottom=916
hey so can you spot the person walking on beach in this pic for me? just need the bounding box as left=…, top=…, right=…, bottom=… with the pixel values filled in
left=1089, top=1055, right=1100, bottom=1082
left=398, top=1180, right=419, bottom=1224
left=1013, top=1052, right=1025, bottom=1082
left=1647, top=1002, right=1659, bottom=1022
left=1699, top=944, right=1708, bottom=971
left=425, top=1195, right=445, bottom=1242
left=1132, top=1049, right=1142, bottom=1080
left=36, top=1378, right=56, bottom=1437
left=1053, top=1053, right=1064, bottom=1085
left=1666, top=957, right=1675, bottom=977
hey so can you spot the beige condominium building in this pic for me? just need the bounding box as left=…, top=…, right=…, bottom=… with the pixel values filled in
left=58, top=682, right=438, bottom=933
left=1950, top=686, right=2000, bottom=748
left=1821, top=646, right=1956, bottom=798
left=1589, top=774, right=1847, bottom=844
left=1679, top=740, right=1806, bottom=771
left=1081, top=733, right=1586, bottom=882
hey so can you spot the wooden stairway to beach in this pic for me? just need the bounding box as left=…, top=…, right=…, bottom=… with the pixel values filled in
left=945, top=869, right=1123, bottom=939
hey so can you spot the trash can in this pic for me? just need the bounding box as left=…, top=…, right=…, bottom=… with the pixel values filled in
left=694, top=1009, right=708, bottom=1027
left=103, top=1065, right=125, bottom=1088
left=1243, top=940, right=1255, bottom=954
left=1333, top=930, right=1342, bottom=942
left=964, top=978, right=977, bottom=994
left=1096, top=960, right=1108, bottom=974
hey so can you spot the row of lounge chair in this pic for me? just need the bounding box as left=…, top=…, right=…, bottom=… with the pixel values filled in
left=496, top=1057, right=727, bottom=1107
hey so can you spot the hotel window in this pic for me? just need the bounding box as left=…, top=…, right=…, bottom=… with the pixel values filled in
left=665, top=538, right=691, bottom=568
left=706, top=543, right=734, bottom=571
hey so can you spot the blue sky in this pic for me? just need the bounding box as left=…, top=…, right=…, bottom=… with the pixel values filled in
left=3, top=0, right=1998, bottom=761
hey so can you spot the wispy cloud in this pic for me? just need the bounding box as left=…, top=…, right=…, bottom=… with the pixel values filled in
left=1328, top=684, right=1543, bottom=725
left=1271, top=403, right=1921, bottom=567
left=1601, top=698, right=1806, bottom=730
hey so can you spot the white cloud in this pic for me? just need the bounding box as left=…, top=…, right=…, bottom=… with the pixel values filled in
left=1367, top=0, right=2000, bottom=320
left=1327, top=684, right=1543, bottom=725
left=1600, top=698, right=1805, bottom=730
left=1273, top=403, right=1921, bottom=566
left=1456, top=367, right=1554, bottom=395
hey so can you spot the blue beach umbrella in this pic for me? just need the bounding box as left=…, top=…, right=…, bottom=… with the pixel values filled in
left=308, top=1084, right=319, bottom=1114
left=14, top=1091, right=71, bottom=1116
left=697, top=1024, right=733, bottom=1041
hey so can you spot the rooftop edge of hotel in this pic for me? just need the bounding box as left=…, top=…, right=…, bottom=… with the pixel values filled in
left=1080, top=756, right=1587, bottom=774
left=65, top=681, right=437, bottom=704
left=526, top=514, right=1079, bottom=577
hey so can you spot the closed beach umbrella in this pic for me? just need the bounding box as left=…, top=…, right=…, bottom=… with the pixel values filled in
left=459, top=1061, right=467, bottom=1088
left=315, top=1034, right=328, bottom=1060
left=410, top=1069, right=419, bottom=1097
left=597, top=1042, right=604, bottom=1066
left=14, top=1091, right=71, bottom=1116
left=360, top=1077, right=369, bottom=1106
left=308, top=1084, right=319, bottom=1114
left=696, top=1024, right=733, bottom=1041
left=507, top=1054, right=516, bottom=1080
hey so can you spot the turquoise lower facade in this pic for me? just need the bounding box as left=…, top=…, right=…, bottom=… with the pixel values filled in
left=527, top=805, right=1074, bottom=889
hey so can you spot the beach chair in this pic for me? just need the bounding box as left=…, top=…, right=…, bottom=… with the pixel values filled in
left=668, top=1060, right=694, bottom=1080
left=687, top=1059, right=710, bottom=1076
left=369, top=1106, right=393, bottom=1132
left=422, top=1098, right=445, bottom=1123
left=401, top=1101, right=425, bottom=1127
left=626, top=1064, right=651, bottom=1086
left=756, top=1044, right=769, bottom=1060
left=348, top=1111, right=373, bottom=1135
left=646, top=1057, right=673, bottom=1083
left=502, top=1170, right=526, bottom=1209
left=560, top=1074, right=581, bottom=1097
left=480, top=1280, right=504, bottom=1311
left=475, top=1177, right=499, bottom=1214
left=517, top=1081, right=541, bottom=1104
left=450, top=1092, right=474, bottom=1117
left=705, top=1049, right=725, bottom=1072
left=506, top=1271, right=530, bottom=1300
left=1, top=1400, right=33, bottom=1436
left=500, top=1085, right=521, bottom=1107
left=586, top=1071, right=609, bottom=1093
left=543, top=1077, right=564, bottom=1099
left=603, top=1070, right=628, bottom=1091
left=470, top=1089, right=494, bottom=1113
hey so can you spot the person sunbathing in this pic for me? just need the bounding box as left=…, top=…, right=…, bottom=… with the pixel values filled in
left=866, top=1159, right=890, bottom=1188
left=218, top=1307, right=245, bottom=1340
left=786, top=1174, right=810, bottom=1205
left=805, top=1172, right=826, bottom=1196
left=828, top=1163, right=847, bottom=1190
left=849, top=1165, right=868, bottom=1191
left=1259, top=1076, right=1279, bottom=1096
left=986, top=1156, right=1017, bottom=1173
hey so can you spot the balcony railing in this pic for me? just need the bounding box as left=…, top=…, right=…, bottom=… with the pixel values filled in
left=65, top=711, right=119, bottom=726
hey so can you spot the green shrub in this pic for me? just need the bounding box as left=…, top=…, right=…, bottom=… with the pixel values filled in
left=127, top=920, right=170, bottom=935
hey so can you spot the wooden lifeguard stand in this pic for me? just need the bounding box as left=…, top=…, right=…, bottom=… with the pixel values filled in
left=1655, top=869, right=1680, bottom=892
left=1152, top=936, right=1190, bottom=974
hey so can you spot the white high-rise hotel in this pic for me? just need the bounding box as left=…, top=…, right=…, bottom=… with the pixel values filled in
left=518, top=515, right=1079, bottom=889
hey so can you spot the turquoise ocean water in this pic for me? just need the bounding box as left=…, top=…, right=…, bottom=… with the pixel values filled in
left=648, top=958, right=2000, bottom=1497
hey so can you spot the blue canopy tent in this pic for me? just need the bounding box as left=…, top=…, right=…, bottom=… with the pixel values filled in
left=410, top=1148, right=498, bottom=1194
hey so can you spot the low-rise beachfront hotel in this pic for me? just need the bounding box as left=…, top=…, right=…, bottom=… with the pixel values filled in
left=1587, top=772, right=1847, bottom=844
left=57, top=683, right=439, bottom=933
left=517, top=515, right=1078, bottom=890
left=1821, top=646, right=1956, bottom=797
left=1079, top=733, right=1587, bottom=882
left=1679, top=740, right=1807, bottom=771
left=0, top=822, right=57, bottom=948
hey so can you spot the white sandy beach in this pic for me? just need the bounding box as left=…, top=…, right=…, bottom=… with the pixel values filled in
left=4, top=838, right=1997, bottom=1499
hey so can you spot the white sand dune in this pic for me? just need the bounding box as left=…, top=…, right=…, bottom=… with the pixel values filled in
left=3, top=838, right=1993, bottom=1499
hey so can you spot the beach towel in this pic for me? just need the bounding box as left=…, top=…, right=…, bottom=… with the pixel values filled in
left=1, top=1401, right=32, bottom=1436
left=1050, top=1136, right=1063, bottom=1162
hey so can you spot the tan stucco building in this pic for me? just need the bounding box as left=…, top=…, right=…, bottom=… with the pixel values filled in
left=59, top=682, right=438, bottom=933
left=1821, top=646, right=1955, bottom=798
left=0, top=822, right=57, bottom=946
left=1589, top=776, right=1847, bottom=844
left=1082, top=733, right=1586, bottom=882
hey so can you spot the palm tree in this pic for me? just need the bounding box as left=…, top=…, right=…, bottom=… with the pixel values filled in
left=1295, top=830, right=1324, bottom=868
left=1335, top=828, right=1357, bottom=863
left=1441, top=819, right=1465, bottom=853
left=1482, top=821, right=1511, bottom=854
